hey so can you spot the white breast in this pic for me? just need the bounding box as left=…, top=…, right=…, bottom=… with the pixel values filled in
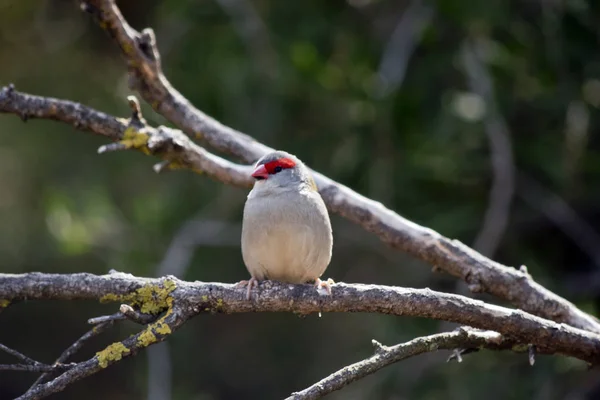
left=241, top=188, right=333, bottom=283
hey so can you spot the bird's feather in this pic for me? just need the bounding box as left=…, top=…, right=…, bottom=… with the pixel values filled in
left=241, top=188, right=332, bottom=283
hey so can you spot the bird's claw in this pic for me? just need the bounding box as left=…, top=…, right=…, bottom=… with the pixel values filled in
left=315, top=278, right=335, bottom=296
left=236, top=277, right=259, bottom=300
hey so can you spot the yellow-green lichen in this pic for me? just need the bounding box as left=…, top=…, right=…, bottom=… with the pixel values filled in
left=134, top=284, right=176, bottom=348
left=99, top=279, right=177, bottom=315
left=136, top=315, right=173, bottom=348
left=154, top=321, right=172, bottom=335
left=137, top=329, right=157, bottom=347
left=96, top=342, right=130, bottom=368
left=0, top=299, right=10, bottom=309
left=100, top=280, right=177, bottom=350
left=118, top=126, right=150, bottom=154
left=134, top=280, right=176, bottom=314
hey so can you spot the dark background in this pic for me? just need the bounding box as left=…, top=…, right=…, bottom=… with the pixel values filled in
left=2, top=0, right=600, bottom=399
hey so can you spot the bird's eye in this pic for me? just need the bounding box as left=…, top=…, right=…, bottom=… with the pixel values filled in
left=273, top=166, right=283, bottom=173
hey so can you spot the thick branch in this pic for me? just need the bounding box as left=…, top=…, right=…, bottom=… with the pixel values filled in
left=1, top=272, right=600, bottom=365
left=288, top=328, right=514, bottom=400
left=73, top=0, right=600, bottom=333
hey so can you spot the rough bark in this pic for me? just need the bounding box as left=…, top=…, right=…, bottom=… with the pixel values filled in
left=2, top=272, right=600, bottom=365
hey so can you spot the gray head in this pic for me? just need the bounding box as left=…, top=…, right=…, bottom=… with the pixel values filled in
left=250, top=150, right=316, bottom=192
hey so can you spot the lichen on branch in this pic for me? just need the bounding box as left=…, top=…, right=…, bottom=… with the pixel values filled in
left=96, top=342, right=130, bottom=369
left=99, top=279, right=177, bottom=315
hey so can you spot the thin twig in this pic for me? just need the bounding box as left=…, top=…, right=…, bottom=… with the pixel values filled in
left=87, top=306, right=156, bottom=325
left=0, top=343, right=40, bottom=365
left=0, top=344, right=75, bottom=381
left=119, top=304, right=158, bottom=324
left=54, top=321, right=114, bottom=363
left=0, top=363, right=75, bottom=373
left=87, top=312, right=126, bottom=325
left=16, top=301, right=185, bottom=400
left=27, top=319, right=116, bottom=390
left=286, top=328, right=512, bottom=400
left=28, top=299, right=157, bottom=392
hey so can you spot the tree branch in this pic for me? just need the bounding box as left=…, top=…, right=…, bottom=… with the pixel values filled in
left=0, top=343, right=41, bottom=366
left=70, top=0, right=600, bottom=334
left=0, top=343, right=76, bottom=379
left=26, top=318, right=117, bottom=390
left=12, top=278, right=186, bottom=400
left=2, top=272, right=600, bottom=367
left=287, top=327, right=516, bottom=400
left=0, top=85, right=252, bottom=187
left=0, top=364, right=75, bottom=373
left=17, top=304, right=183, bottom=400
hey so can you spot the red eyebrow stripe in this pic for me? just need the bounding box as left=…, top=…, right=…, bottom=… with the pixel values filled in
left=264, top=158, right=296, bottom=174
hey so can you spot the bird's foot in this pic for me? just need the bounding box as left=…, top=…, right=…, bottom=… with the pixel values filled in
left=235, top=277, right=259, bottom=300
left=314, top=278, right=335, bottom=296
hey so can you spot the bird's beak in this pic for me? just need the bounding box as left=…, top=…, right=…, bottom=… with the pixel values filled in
left=251, top=164, right=269, bottom=180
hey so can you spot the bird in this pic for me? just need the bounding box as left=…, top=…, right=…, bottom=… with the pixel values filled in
left=239, top=150, right=333, bottom=300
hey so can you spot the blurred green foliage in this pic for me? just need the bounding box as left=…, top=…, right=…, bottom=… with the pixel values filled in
left=2, top=0, right=600, bottom=399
